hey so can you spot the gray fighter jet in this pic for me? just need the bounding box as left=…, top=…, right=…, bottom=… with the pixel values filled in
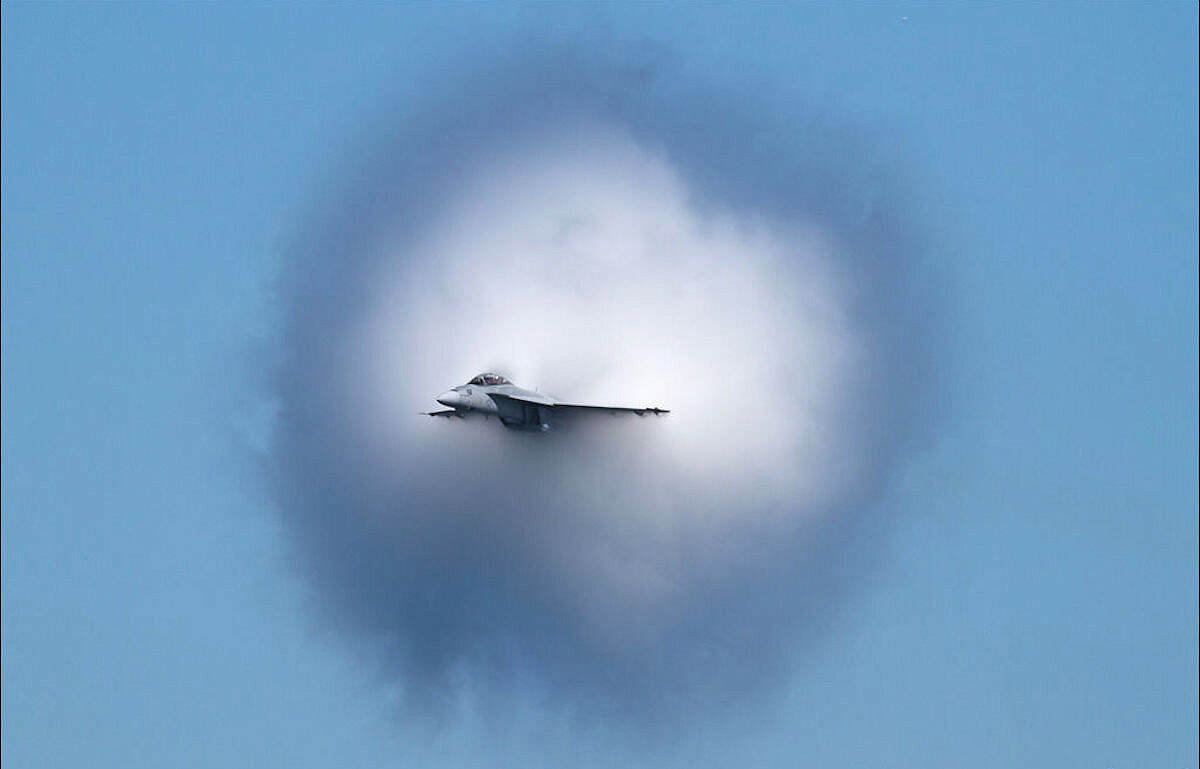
left=424, top=373, right=669, bottom=431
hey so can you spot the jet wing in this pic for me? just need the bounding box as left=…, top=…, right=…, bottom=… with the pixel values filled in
left=492, top=392, right=669, bottom=416
left=551, top=403, right=670, bottom=416
left=422, top=409, right=464, bottom=418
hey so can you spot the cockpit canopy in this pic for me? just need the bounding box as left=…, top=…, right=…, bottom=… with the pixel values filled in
left=467, top=373, right=510, bottom=386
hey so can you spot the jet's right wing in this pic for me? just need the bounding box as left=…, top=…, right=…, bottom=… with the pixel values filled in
left=422, top=409, right=464, bottom=418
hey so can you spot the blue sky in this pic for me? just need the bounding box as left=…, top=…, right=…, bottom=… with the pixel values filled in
left=3, top=4, right=1196, bottom=768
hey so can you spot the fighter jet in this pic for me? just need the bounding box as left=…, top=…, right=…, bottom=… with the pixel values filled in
left=424, top=373, right=669, bottom=431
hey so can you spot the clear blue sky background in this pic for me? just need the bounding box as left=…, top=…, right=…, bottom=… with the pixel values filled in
left=3, top=4, right=1196, bottom=768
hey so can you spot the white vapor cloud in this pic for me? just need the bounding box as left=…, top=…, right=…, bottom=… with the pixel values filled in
left=268, top=50, right=932, bottom=725
left=347, top=124, right=861, bottom=645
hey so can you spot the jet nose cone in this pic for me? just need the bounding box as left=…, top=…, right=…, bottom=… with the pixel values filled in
left=436, top=389, right=461, bottom=408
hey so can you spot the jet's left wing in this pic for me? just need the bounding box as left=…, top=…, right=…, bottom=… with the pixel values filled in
left=551, top=403, right=670, bottom=416
left=490, top=391, right=669, bottom=430
left=491, top=391, right=669, bottom=419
